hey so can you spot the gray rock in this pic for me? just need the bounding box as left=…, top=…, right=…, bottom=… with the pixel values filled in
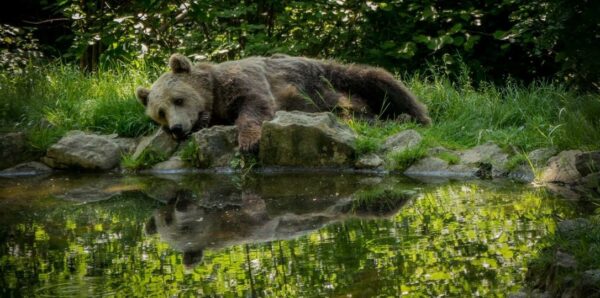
left=132, top=129, right=178, bottom=160
left=0, top=132, right=33, bottom=169
left=575, top=151, right=600, bottom=176
left=259, top=111, right=356, bottom=167
left=42, top=131, right=122, bottom=170
left=382, top=129, right=422, bottom=153
left=192, top=126, right=239, bottom=168
left=0, top=161, right=52, bottom=177
left=151, top=156, right=190, bottom=172
left=582, top=269, right=600, bottom=287
left=541, top=150, right=582, bottom=184
left=459, top=142, right=508, bottom=177
left=508, top=164, right=535, bottom=183
left=557, top=218, right=590, bottom=235
left=404, top=157, right=479, bottom=178
left=355, top=154, right=383, bottom=169
left=113, top=137, right=138, bottom=154
left=554, top=251, right=577, bottom=269
left=528, top=148, right=558, bottom=166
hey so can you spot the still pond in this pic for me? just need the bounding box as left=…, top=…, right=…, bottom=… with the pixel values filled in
left=0, top=173, right=577, bottom=297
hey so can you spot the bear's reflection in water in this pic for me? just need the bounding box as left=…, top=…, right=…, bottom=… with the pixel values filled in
left=143, top=174, right=415, bottom=268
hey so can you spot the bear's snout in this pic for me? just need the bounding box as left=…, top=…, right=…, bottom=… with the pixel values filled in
left=170, top=124, right=186, bottom=139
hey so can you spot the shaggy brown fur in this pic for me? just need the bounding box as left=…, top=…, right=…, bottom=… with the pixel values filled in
left=136, top=54, right=431, bottom=151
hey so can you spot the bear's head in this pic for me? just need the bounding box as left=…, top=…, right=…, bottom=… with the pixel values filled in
left=136, top=54, right=213, bottom=140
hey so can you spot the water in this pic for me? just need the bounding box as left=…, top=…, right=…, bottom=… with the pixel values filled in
left=0, top=173, right=577, bottom=297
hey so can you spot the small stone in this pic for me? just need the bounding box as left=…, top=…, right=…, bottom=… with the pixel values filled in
left=151, top=156, right=190, bottom=171
left=382, top=129, right=422, bottom=153
left=459, top=142, right=508, bottom=177
left=557, top=218, right=590, bottom=235
left=541, top=150, right=582, bottom=184
left=508, top=164, right=535, bottom=183
left=0, top=161, right=52, bottom=177
left=582, top=269, right=600, bottom=287
left=355, top=154, right=383, bottom=169
left=555, top=251, right=577, bottom=269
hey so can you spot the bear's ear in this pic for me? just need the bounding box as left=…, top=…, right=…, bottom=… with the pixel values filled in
left=136, top=87, right=150, bottom=107
left=169, top=53, right=192, bottom=73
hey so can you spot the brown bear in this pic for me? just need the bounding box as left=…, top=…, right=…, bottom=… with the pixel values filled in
left=136, top=54, right=431, bottom=151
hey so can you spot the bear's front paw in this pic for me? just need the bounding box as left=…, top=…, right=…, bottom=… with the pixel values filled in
left=238, top=131, right=260, bottom=154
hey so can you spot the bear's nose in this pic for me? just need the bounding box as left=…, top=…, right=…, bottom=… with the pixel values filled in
left=170, top=124, right=184, bottom=136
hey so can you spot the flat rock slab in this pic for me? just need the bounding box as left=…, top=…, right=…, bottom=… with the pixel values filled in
left=259, top=111, right=356, bottom=167
left=0, top=161, right=52, bottom=177
left=382, top=129, right=422, bottom=153
left=42, top=131, right=123, bottom=170
left=151, top=156, right=190, bottom=172
left=405, top=157, right=480, bottom=179
left=459, top=142, right=508, bottom=177
left=355, top=154, right=384, bottom=169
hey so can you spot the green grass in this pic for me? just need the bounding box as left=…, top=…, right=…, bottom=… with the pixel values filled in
left=436, top=151, right=460, bottom=165
left=0, top=60, right=161, bottom=152
left=505, top=153, right=529, bottom=171
left=347, top=69, right=600, bottom=154
left=386, top=145, right=428, bottom=171
left=408, top=71, right=600, bottom=151
left=121, top=149, right=168, bottom=171
left=179, top=140, right=201, bottom=167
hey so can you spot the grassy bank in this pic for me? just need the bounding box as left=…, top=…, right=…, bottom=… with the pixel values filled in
left=0, top=61, right=159, bottom=152
left=349, top=72, right=600, bottom=155
left=1, top=60, right=599, bottom=155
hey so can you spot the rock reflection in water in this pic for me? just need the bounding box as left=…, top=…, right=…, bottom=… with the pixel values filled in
left=143, top=174, right=413, bottom=268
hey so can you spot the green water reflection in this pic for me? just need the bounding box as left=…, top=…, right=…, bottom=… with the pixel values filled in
left=0, top=173, right=577, bottom=297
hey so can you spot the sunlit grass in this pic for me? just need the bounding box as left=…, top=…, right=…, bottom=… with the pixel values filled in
left=386, top=145, right=428, bottom=171
left=407, top=71, right=600, bottom=151
left=121, top=149, right=168, bottom=171
left=0, top=60, right=161, bottom=152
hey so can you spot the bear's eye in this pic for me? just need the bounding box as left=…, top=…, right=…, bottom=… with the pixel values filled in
left=158, top=109, right=165, bottom=118
left=173, top=98, right=184, bottom=106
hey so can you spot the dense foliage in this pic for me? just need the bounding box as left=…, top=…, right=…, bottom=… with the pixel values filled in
left=1, top=0, right=598, bottom=89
